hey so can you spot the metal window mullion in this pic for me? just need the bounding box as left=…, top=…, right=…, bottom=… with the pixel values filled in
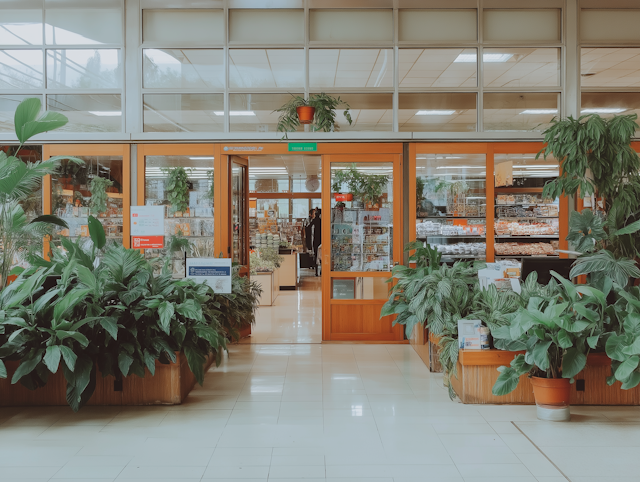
left=224, top=4, right=229, bottom=134
left=477, top=0, right=483, bottom=133
left=392, top=7, right=398, bottom=133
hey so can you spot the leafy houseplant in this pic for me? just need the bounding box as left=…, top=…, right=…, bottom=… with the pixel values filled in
left=275, top=93, right=353, bottom=139
left=331, top=164, right=389, bottom=207
left=164, top=167, right=190, bottom=215
left=539, top=114, right=640, bottom=258
left=491, top=273, right=607, bottom=420
left=0, top=98, right=82, bottom=287
left=89, top=176, right=114, bottom=215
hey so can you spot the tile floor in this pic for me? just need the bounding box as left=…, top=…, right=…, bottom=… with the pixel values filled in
left=241, top=270, right=322, bottom=344
left=1, top=343, right=639, bottom=482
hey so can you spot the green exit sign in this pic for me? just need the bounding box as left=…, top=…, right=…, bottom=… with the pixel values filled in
left=288, top=142, right=317, bottom=152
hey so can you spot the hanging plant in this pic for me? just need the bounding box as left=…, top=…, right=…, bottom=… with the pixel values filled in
left=89, top=177, right=113, bottom=215
left=164, top=167, right=190, bottom=214
left=275, top=93, right=353, bottom=139
left=201, top=170, right=214, bottom=205
left=331, top=164, right=389, bottom=206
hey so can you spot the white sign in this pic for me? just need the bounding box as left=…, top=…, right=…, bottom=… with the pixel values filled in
left=131, top=206, right=165, bottom=236
left=458, top=320, right=482, bottom=350
left=186, top=258, right=232, bottom=294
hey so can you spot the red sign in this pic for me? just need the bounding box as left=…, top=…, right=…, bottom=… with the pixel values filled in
left=132, top=236, right=164, bottom=249
left=334, top=193, right=353, bottom=202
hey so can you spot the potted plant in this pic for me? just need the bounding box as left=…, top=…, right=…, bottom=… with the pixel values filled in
left=491, top=273, right=607, bottom=421
left=331, top=164, right=389, bottom=210
left=275, top=93, right=352, bottom=139
left=89, top=176, right=114, bottom=216
left=164, top=167, right=190, bottom=216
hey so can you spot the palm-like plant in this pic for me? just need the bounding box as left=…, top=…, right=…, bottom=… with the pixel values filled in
left=0, top=98, right=82, bottom=286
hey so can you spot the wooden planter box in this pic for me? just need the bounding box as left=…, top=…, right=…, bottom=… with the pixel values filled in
left=409, top=327, right=443, bottom=373
left=0, top=352, right=215, bottom=407
left=449, top=350, right=640, bottom=405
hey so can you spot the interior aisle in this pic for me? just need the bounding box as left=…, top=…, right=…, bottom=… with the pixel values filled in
left=1, top=343, right=636, bottom=481
left=241, top=269, right=322, bottom=344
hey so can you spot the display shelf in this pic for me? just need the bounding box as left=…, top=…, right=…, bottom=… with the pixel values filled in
left=496, top=235, right=559, bottom=239
left=418, top=216, right=486, bottom=220
left=496, top=255, right=560, bottom=259
left=420, top=235, right=486, bottom=239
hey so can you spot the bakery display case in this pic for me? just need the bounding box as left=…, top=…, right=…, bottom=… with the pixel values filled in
left=415, top=153, right=487, bottom=260
left=493, top=154, right=560, bottom=260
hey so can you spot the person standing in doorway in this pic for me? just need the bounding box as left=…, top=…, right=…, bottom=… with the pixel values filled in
left=303, top=209, right=316, bottom=269
left=312, top=208, right=322, bottom=276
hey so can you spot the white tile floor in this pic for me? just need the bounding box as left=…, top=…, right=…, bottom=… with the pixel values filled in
left=1, top=343, right=639, bottom=482
left=2, top=274, right=640, bottom=481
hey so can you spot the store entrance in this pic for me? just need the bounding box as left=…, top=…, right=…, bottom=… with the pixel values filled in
left=242, top=154, right=323, bottom=344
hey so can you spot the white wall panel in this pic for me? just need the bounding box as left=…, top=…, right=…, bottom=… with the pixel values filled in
left=310, top=9, right=393, bottom=43
left=398, top=10, right=477, bottom=42
left=229, top=9, right=303, bottom=44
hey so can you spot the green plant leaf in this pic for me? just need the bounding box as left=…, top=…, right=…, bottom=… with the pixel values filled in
left=616, top=356, right=640, bottom=381
left=621, top=371, right=640, bottom=389
left=88, top=215, right=106, bottom=250
left=562, top=348, right=587, bottom=378
left=606, top=334, right=628, bottom=362
left=99, top=318, right=118, bottom=340
left=587, top=335, right=600, bottom=349
left=176, top=299, right=202, bottom=320
left=492, top=366, right=521, bottom=396
left=183, top=345, right=205, bottom=386
left=59, top=345, right=77, bottom=370
left=30, top=215, right=69, bottom=229
left=0, top=359, right=6, bottom=379
left=43, top=345, right=61, bottom=373
left=557, top=329, right=573, bottom=349
left=16, top=103, right=68, bottom=144
left=158, top=301, right=174, bottom=335
left=118, top=352, right=133, bottom=377
left=11, top=349, right=43, bottom=384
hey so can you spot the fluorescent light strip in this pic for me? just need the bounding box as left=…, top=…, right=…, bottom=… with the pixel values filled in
left=581, top=108, right=626, bottom=114
left=89, top=111, right=121, bottom=116
left=189, top=157, right=215, bottom=160
left=416, top=110, right=456, bottom=116
left=436, top=166, right=484, bottom=169
left=454, top=53, right=513, bottom=63
left=519, top=109, right=558, bottom=115
left=213, top=111, right=256, bottom=116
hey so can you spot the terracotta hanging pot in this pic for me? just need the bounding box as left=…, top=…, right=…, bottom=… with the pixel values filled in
left=296, top=106, right=316, bottom=124
left=530, top=376, right=571, bottom=421
left=334, top=193, right=353, bottom=202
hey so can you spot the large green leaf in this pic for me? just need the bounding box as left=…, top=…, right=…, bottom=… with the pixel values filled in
left=606, top=334, right=629, bottom=362
left=492, top=366, right=521, bottom=396
left=59, top=345, right=77, bottom=370
left=158, top=301, right=174, bottom=334
left=43, top=345, right=61, bottom=373
left=562, top=348, right=587, bottom=378
left=557, top=329, right=573, bottom=349
left=11, top=349, right=43, bottom=384
left=612, top=219, right=640, bottom=237
left=531, top=340, right=552, bottom=371
left=176, top=299, right=202, bottom=320
left=616, top=356, right=640, bottom=381
left=0, top=359, right=6, bottom=378
left=15, top=99, right=68, bottom=144
left=183, top=345, right=206, bottom=386
left=30, top=215, right=69, bottom=229
left=88, top=216, right=106, bottom=250
left=118, top=352, right=133, bottom=376
left=621, top=371, right=640, bottom=389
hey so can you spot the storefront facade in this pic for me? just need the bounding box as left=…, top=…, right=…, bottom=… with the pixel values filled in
left=2, top=0, right=640, bottom=340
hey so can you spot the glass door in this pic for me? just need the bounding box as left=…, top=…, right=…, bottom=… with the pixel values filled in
left=230, top=156, right=249, bottom=268
left=322, top=154, right=404, bottom=342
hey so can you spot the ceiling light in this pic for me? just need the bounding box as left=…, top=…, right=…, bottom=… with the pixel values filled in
left=436, top=166, right=485, bottom=169
left=213, top=111, right=256, bottom=116
left=581, top=108, right=626, bottom=114
left=519, top=109, right=558, bottom=115
left=189, top=157, right=214, bottom=160
left=416, top=110, right=456, bottom=116
left=454, top=53, right=514, bottom=63
left=89, top=111, right=121, bottom=116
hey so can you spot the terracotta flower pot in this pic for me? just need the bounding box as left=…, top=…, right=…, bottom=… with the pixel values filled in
left=530, top=376, right=571, bottom=421
left=334, top=193, right=353, bottom=202
left=296, top=106, right=315, bottom=124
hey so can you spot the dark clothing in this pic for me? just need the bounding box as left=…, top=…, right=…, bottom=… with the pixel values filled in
left=311, top=216, right=322, bottom=253
left=304, top=218, right=314, bottom=252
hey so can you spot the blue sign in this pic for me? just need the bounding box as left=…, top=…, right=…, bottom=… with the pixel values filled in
left=188, top=266, right=231, bottom=277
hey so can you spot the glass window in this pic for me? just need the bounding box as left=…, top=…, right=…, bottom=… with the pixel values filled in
left=0, top=8, right=43, bottom=45
left=330, top=162, right=393, bottom=272
left=46, top=49, right=122, bottom=89
left=398, top=9, right=477, bottom=42
left=45, top=3, right=123, bottom=45
left=0, top=50, right=43, bottom=89
left=229, top=93, right=303, bottom=133
left=0, top=95, right=42, bottom=132
left=312, top=93, right=392, bottom=132
left=581, top=10, right=640, bottom=42
left=144, top=155, right=215, bottom=277
left=229, top=50, right=304, bottom=89
left=47, top=94, right=121, bottom=132
left=331, top=277, right=389, bottom=300
left=399, top=49, right=477, bottom=88
left=229, top=9, right=304, bottom=44
left=483, top=48, right=560, bottom=88
left=143, top=49, right=224, bottom=89
left=494, top=154, right=560, bottom=260
left=143, top=94, right=224, bottom=133
left=483, top=93, right=558, bottom=132
left=399, top=93, right=477, bottom=132
left=310, top=49, right=393, bottom=89
left=310, top=9, right=393, bottom=43
left=142, top=9, right=224, bottom=45
left=483, top=9, right=561, bottom=43
left=581, top=48, right=640, bottom=88
left=51, top=156, right=125, bottom=245
left=416, top=153, right=486, bottom=261
left=581, top=92, right=640, bottom=120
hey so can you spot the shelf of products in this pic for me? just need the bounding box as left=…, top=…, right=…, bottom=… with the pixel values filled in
left=495, top=242, right=556, bottom=256
left=331, top=213, right=392, bottom=272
